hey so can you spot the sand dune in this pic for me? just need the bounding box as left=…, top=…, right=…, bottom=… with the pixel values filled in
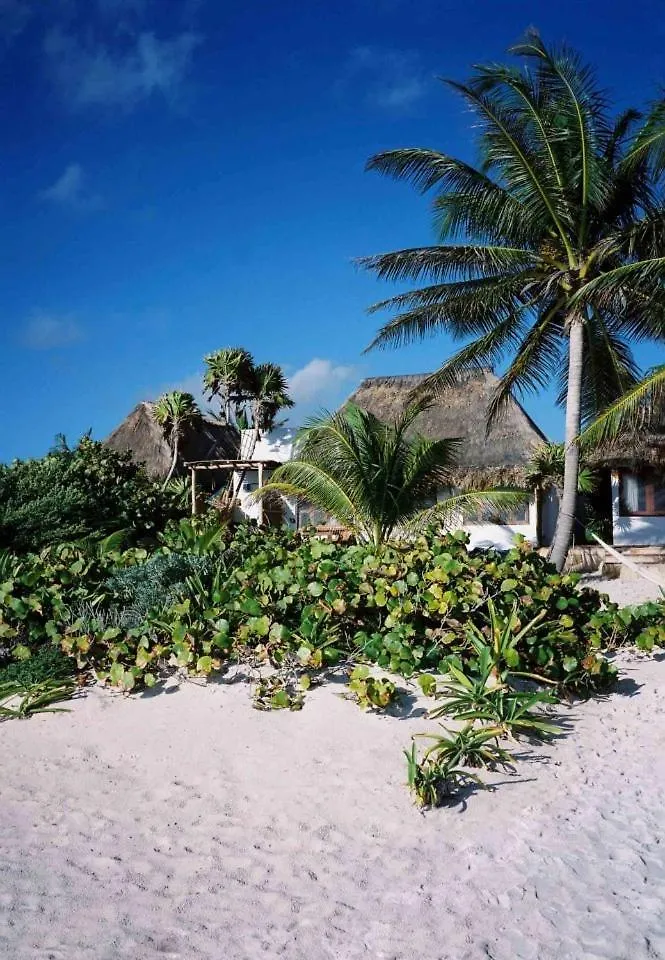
left=1, top=654, right=665, bottom=959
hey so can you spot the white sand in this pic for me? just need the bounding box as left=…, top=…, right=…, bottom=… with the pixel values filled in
left=583, top=574, right=664, bottom=607
left=2, top=657, right=665, bottom=960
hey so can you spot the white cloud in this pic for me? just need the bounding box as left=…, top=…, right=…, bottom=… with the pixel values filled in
left=339, top=46, right=428, bottom=111
left=44, top=28, right=200, bottom=109
left=288, top=359, right=356, bottom=410
left=40, top=163, right=102, bottom=212
left=21, top=313, right=84, bottom=350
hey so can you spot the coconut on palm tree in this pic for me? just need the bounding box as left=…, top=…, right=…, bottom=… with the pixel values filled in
left=152, top=391, right=202, bottom=486
left=253, top=398, right=527, bottom=549
left=360, top=31, right=665, bottom=570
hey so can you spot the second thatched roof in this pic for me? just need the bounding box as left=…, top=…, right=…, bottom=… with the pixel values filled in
left=105, top=402, right=239, bottom=478
left=346, top=370, right=547, bottom=487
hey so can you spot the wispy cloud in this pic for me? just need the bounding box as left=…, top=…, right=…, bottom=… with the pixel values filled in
left=40, top=163, right=103, bottom=212
left=339, top=46, right=429, bottom=111
left=21, top=313, right=84, bottom=350
left=44, top=27, right=200, bottom=109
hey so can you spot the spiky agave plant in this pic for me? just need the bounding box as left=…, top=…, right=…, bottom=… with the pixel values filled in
left=253, top=398, right=528, bottom=548
left=361, top=31, right=665, bottom=571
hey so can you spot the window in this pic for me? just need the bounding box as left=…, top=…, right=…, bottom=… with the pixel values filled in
left=619, top=471, right=665, bottom=516
left=473, top=503, right=530, bottom=526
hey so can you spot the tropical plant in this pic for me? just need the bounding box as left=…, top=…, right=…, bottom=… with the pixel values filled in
left=360, top=30, right=665, bottom=571
left=0, top=677, right=77, bottom=719
left=429, top=673, right=559, bottom=739
left=404, top=741, right=479, bottom=806
left=204, top=347, right=293, bottom=497
left=254, top=398, right=526, bottom=548
left=581, top=364, right=665, bottom=446
left=203, top=347, right=256, bottom=425
left=347, top=666, right=398, bottom=710
left=525, top=441, right=596, bottom=496
left=416, top=724, right=514, bottom=770
left=0, top=436, right=185, bottom=553
left=203, top=348, right=293, bottom=437
left=152, top=391, right=202, bottom=486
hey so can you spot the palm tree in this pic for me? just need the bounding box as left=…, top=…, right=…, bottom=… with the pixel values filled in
left=203, top=347, right=255, bottom=425
left=360, top=31, right=665, bottom=570
left=253, top=399, right=526, bottom=549
left=152, top=391, right=202, bottom=486
left=204, top=348, right=294, bottom=499
left=524, top=441, right=596, bottom=546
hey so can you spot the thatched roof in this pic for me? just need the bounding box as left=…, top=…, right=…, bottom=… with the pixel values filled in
left=345, top=371, right=547, bottom=487
left=105, top=402, right=239, bottom=478
left=589, top=435, right=665, bottom=472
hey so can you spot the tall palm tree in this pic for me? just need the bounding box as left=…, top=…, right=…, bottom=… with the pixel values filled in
left=254, top=399, right=526, bottom=549
left=204, top=348, right=294, bottom=498
left=360, top=31, right=665, bottom=570
left=152, top=391, right=202, bottom=486
left=203, top=347, right=255, bottom=425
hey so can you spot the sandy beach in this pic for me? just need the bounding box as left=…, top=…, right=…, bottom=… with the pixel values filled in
left=1, top=648, right=665, bottom=960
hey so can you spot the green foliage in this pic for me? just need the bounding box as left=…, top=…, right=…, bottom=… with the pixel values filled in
left=348, top=665, right=397, bottom=710
left=0, top=643, right=75, bottom=686
left=0, top=677, right=77, bottom=719
left=252, top=675, right=306, bottom=711
left=0, top=437, right=186, bottom=553
left=257, top=399, right=527, bottom=548
left=1, top=524, right=661, bottom=700
left=404, top=728, right=508, bottom=808
left=361, top=32, right=665, bottom=569
left=404, top=742, right=477, bottom=808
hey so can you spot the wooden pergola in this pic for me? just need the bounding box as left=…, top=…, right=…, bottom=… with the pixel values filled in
left=184, top=458, right=280, bottom=522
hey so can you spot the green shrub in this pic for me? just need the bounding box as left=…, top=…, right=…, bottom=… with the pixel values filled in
left=0, top=437, right=185, bottom=554
left=0, top=643, right=75, bottom=686
left=2, top=525, right=661, bottom=696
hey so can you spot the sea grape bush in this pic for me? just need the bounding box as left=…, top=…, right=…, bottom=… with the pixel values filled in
left=0, top=524, right=662, bottom=695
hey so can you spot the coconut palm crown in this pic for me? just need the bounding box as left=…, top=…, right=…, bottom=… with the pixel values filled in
left=254, top=399, right=527, bottom=549
left=360, top=30, right=665, bottom=569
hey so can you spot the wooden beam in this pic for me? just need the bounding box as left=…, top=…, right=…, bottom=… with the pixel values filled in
left=191, top=466, right=198, bottom=516
left=257, top=461, right=264, bottom=527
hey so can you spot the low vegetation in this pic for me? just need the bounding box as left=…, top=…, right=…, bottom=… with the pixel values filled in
left=2, top=454, right=664, bottom=807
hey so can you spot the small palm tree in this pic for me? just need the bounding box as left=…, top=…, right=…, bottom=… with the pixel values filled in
left=254, top=399, right=527, bottom=549
left=153, top=391, right=202, bottom=486
left=360, top=31, right=665, bottom=570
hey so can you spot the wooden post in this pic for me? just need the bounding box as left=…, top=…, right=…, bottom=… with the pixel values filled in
left=257, top=461, right=264, bottom=527
left=191, top=466, right=198, bottom=516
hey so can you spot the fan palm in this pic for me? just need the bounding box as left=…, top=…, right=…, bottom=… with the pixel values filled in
left=152, top=391, right=202, bottom=486
left=360, top=31, right=665, bottom=570
left=253, top=398, right=527, bottom=549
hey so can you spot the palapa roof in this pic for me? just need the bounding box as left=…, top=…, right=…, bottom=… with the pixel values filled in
left=105, top=402, right=239, bottom=478
left=345, top=370, right=548, bottom=487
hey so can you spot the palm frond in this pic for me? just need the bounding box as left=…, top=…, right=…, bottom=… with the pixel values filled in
left=580, top=365, right=665, bottom=446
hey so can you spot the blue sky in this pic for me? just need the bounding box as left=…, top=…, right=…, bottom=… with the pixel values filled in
left=1, top=0, right=664, bottom=461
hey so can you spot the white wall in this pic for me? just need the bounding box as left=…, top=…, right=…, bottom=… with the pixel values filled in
left=233, top=467, right=298, bottom=528
left=242, top=427, right=296, bottom=464
left=611, top=471, right=665, bottom=546
left=443, top=493, right=538, bottom=550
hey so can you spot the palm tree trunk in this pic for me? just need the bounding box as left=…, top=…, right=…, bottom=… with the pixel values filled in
left=164, top=432, right=179, bottom=487
left=549, top=318, right=584, bottom=572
